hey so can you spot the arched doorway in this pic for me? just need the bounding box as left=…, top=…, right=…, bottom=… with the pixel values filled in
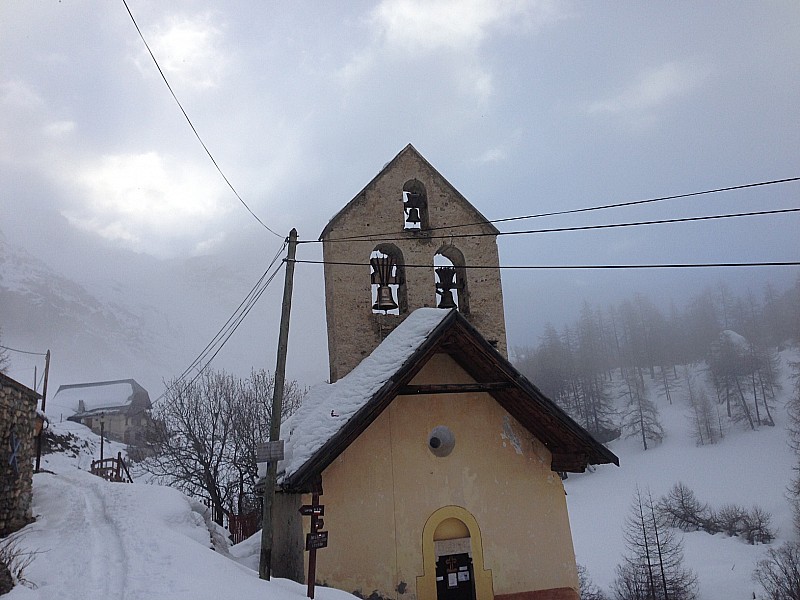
left=417, top=507, right=493, bottom=600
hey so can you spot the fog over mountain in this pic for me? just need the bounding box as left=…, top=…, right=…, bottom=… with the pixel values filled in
left=1, top=1, right=798, bottom=398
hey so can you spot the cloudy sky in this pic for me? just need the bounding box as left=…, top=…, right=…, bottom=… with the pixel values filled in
left=2, top=1, right=799, bottom=391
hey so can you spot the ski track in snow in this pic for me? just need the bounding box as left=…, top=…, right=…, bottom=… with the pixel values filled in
left=59, top=475, right=128, bottom=599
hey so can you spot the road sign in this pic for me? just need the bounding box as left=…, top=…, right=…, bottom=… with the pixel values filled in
left=256, top=440, right=285, bottom=463
left=306, top=531, right=329, bottom=550
left=299, top=504, right=325, bottom=516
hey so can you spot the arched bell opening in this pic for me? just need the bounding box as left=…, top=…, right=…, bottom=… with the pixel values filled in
left=370, top=244, right=407, bottom=315
left=434, top=246, right=469, bottom=315
left=403, top=179, right=429, bottom=230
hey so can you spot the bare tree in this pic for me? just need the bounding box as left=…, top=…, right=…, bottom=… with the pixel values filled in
left=142, top=369, right=305, bottom=525
left=578, top=564, right=609, bottom=600
left=0, top=328, right=9, bottom=373
left=787, top=360, right=800, bottom=534
left=753, top=542, right=800, bottom=600
left=658, top=482, right=716, bottom=534
left=620, top=370, right=663, bottom=451
left=683, top=369, right=721, bottom=446
left=613, top=487, right=697, bottom=600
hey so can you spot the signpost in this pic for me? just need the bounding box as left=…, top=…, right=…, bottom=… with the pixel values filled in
left=300, top=487, right=327, bottom=599
left=256, top=440, right=285, bottom=464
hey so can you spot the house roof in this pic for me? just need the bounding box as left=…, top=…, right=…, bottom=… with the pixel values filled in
left=279, top=308, right=618, bottom=492
left=319, top=144, right=500, bottom=240
left=50, top=379, right=151, bottom=418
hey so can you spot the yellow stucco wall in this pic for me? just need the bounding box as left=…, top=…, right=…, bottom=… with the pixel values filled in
left=304, top=353, right=579, bottom=600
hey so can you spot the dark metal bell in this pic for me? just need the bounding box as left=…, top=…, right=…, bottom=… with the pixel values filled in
left=405, top=207, right=421, bottom=225
left=435, top=266, right=458, bottom=309
left=437, top=289, right=457, bottom=309
left=373, top=285, right=399, bottom=311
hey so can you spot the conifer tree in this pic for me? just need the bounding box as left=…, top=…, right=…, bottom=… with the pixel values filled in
left=620, top=369, right=662, bottom=451
left=613, top=487, right=697, bottom=600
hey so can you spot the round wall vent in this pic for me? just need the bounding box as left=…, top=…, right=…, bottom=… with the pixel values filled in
left=428, top=425, right=455, bottom=457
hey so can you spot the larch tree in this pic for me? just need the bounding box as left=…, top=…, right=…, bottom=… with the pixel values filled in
left=0, top=328, right=9, bottom=373
left=620, top=369, right=663, bottom=451
left=684, top=369, right=721, bottom=446
left=787, top=360, right=800, bottom=535
left=613, top=487, right=697, bottom=600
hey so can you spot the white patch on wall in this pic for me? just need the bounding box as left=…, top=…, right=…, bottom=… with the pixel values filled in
left=501, top=416, right=524, bottom=455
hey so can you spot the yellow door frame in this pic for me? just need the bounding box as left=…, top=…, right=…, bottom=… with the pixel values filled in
left=417, top=506, right=494, bottom=600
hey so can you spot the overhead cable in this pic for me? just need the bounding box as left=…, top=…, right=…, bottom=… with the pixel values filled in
left=121, top=0, right=282, bottom=238
left=307, top=207, right=800, bottom=244
left=289, top=259, right=800, bottom=270
left=312, top=175, right=800, bottom=243
left=0, top=344, right=47, bottom=357
left=152, top=241, right=287, bottom=405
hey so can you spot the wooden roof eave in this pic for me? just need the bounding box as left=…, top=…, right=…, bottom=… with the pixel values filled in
left=439, top=318, right=619, bottom=471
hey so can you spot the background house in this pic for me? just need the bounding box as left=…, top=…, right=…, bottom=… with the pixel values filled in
left=49, top=379, right=152, bottom=445
left=274, top=146, right=618, bottom=600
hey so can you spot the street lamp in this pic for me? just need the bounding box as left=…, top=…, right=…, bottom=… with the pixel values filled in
left=99, top=412, right=105, bottom=462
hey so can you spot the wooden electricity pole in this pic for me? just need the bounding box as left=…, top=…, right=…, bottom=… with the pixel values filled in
left=34, top=349, right=51, bottom=473
left=259, top=228, right=298, bottom=580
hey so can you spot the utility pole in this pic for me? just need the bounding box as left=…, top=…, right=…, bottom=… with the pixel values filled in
left=260, top=228, right=298, bottom=580
left=34, top=349, right=50, bottom=473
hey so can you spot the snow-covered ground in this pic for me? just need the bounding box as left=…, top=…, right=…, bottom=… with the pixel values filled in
left=4, top=421, right=357, bottom=600
left=5, top=350, right=798, bottom=599
left=567, top=348, right=799, bottom=598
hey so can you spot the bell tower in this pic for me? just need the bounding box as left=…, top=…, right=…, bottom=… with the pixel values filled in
left=320, top=144, right=507, bottom=382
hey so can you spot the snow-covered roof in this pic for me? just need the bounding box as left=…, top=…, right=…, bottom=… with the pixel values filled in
left=49, top=379, right=149, bottom=418
left=720, top=329, right=750, bottom=353
left=279, top=308, right=452, bottom=479
left=279, top=308, right=619, bottom=490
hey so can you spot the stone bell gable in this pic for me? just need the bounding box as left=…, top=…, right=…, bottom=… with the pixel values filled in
left=320, top=144, right=507, bottom=382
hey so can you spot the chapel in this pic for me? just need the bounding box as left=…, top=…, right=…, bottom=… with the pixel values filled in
left=275, top=144, right=617, bottom=600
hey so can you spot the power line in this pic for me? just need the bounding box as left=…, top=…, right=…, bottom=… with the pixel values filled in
left=152, top=242, right=287, bottom=405
left=290, top=259, right=800, bottom=270
left=313, top=175, right=800, bottom=243
left=120, top=0, right=282, bottom=238
left=0, top=344, right=47, bottom=357
left=307, top=206, right=800, bottom=244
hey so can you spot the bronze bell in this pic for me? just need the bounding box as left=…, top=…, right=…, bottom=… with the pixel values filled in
left=435, top=266, right=458, bottom=309
left=405, top=207, right=421, bottom=225
left=373, top=285, right=399, bottom=311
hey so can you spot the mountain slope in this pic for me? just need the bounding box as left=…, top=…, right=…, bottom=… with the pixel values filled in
left=566, top=349, right=799, bottom=598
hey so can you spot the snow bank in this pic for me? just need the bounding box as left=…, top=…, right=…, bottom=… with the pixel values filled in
left=8, top=434, right=361, bottom=600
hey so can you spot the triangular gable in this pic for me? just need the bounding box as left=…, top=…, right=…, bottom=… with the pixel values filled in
left=319, top=144, right=500, bottom=240
left=280, top=309, right=618, bottom=492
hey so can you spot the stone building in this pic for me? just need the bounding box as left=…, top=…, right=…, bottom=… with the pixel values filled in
left=50, top=379, right=152, bottom=445
left=0, top=372, right=39, bottom=536
left=274, top=146, right=618, bottom=600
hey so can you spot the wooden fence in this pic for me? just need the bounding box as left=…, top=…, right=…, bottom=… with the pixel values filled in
left=90, top=452, right=133, bottom=483
left=228, top=510, right=260, bottom=544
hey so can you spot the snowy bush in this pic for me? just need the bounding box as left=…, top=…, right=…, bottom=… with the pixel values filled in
left=658, top=482, right=774, bottom=544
